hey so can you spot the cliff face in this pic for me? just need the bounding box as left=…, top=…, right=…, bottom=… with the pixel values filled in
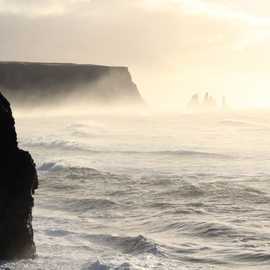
left=0, top=92, right=38, bottom=260
left=0, top=62, right=143, bottom=107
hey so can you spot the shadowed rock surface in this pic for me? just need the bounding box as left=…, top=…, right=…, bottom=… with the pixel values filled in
left=0, top=92, right=38, bottom=260
left=0, top=61, right=143, bottom=107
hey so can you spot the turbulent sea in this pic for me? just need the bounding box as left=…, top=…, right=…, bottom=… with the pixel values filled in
left=2, top=111, right=270, bottom=270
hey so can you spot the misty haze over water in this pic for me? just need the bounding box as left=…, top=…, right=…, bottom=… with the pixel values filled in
left=1, top=108, right=269, bottom=270
left=1, top=0, right=270, bottom=269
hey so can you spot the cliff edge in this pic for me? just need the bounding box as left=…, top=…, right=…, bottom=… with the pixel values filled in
left=0, top=92, right=38, bottom=260
left=0, top=62, right=143, bottom=107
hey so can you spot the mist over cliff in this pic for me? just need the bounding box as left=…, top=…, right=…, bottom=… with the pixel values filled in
left=0, top=62, right=143, bottom=109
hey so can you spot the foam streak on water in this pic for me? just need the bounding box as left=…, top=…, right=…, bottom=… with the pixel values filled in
left=2, top=112, right=270, bottom=270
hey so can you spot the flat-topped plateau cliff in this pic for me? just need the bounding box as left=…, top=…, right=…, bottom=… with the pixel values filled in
left=0, top=62, right=143, bottom=107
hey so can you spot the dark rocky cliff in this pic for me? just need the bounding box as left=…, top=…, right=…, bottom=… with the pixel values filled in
left=0, top=92, right=38, bottom=260
left=0, top=62, right=143, bottom=107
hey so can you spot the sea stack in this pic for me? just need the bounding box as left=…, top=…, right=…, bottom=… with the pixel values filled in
left=0, top=92, right=38, bottom=260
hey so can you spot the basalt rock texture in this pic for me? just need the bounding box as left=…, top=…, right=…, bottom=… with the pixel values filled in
left=0, top=61, right=143, bottom=107
left=0, top=92, right=38, bottom=260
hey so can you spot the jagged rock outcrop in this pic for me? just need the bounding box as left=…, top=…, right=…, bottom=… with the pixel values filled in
left=0, top=61, right=144, bottom=107
left=0, top=92, right=38, bottom=260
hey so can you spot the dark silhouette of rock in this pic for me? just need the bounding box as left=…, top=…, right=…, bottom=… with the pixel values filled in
left=0, top=92, right=38, bottom=260
left=188, top=93, right=200, bottom=109
left=188, top=92, right=219, bottom=112
left=202, top=92, right=216, bottom=109
left=0, top=61, right=144, bottom=107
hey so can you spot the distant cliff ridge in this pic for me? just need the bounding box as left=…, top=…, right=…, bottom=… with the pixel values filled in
left=0, top=62, right=143, bottom=107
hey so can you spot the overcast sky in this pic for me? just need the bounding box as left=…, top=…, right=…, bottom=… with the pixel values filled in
left=1, top=0, right=270, bottom=109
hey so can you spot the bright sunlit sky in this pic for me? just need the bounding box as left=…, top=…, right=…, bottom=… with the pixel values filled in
left=0, top=0, right=270, bottom=109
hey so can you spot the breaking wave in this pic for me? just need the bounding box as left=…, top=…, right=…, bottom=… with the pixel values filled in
left=85, top=234, right=162, bottom=256
left=83, top=260, right=132, bottom=270
left=44, top=230, right=162, bottom=256
left=39, top=162, right=67, bottom=172
left=38, top=162, right=99, bottom=174
left=61, top=198, right=118, bottom=213
left=26, top=139, right=230, bottom=159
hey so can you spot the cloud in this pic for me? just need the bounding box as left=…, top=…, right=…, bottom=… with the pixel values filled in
left=143, top=0, right=270, bottom=27
left=0, top=0, right=91, bottom=16
left=0, top=0, right=268, bottom=65
left=0, top=0, right=234, bottom=64
left=1, top=0, right=270, bottom=29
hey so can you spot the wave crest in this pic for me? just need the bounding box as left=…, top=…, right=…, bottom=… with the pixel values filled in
left=86, top=234, right=162, bottom=256
left=27, top=138, right=230, bottom=159
left=83, top=260, right=131, bottom=270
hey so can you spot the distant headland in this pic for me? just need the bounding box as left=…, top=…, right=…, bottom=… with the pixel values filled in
left=0, top=61, right=144, bottom=107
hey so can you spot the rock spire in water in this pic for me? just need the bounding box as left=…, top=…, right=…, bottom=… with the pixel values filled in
left=0, top=91, right=38, bottom=260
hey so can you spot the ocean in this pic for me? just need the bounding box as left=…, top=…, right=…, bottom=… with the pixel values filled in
left=2, top=110, right=270, bottom=270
